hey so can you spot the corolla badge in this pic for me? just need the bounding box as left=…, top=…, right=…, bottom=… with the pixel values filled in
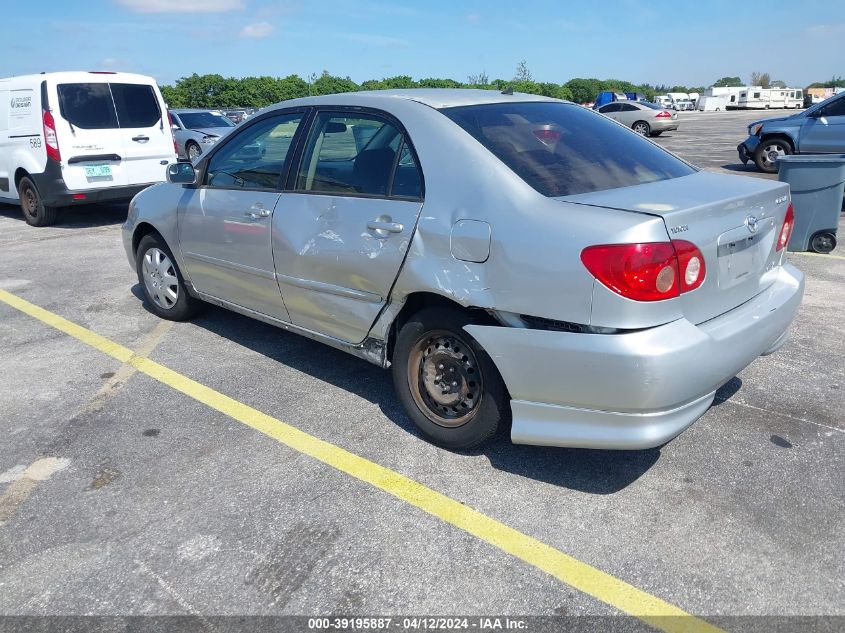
left=745, top=214, right=759, bottom=233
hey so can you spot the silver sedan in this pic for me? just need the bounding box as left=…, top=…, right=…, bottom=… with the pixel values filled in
left=124, top=90, right=803, bottom=450
left=169, top=109, right=237, bottom=161
left=597, top=100, right=679, bottom=136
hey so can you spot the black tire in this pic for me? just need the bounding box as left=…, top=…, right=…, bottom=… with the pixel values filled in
left=650, top=130, right=663, bottom=137
left=810, top=232, right=837, bottom=254
left=632, top=121, right=650, bottom=136
left=185, top=141, right=202, bottom=162
left=754, top=138, right=792, bottom=173
left=135, top=233, right=203, bottom=321
left=392, top=307, right=508, bottom=450
left=18, top=176, right=59, bottom=227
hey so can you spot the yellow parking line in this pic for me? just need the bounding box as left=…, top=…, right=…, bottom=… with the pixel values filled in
left=0, top=288, right=723, bottom=633
left=789, top=251, right=845, bottom=261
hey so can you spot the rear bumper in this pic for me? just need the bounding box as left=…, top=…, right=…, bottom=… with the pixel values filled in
left=29, top=160, right=158, bottom=207
left=465, top=263, right=804, bottom=449
left=652, top=120, right=679, bottom=132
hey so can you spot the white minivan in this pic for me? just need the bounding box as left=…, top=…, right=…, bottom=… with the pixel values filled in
left=0, top=71, right=176, bottom=226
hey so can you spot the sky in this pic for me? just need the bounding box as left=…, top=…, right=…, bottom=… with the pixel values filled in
left=3, top=0, right=844, bottom=88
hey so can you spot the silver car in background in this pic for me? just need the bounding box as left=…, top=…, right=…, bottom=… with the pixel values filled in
left=169, top=109, right=237, bottom=161
left=597, top=101, right=679, bottom=136
left=124, top=90, right=803, bottom=451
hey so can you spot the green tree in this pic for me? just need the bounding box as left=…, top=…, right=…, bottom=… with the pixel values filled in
left=713, top=76, right=743, bottom=87
left=514, top=61, right=532, bottom=82
left=310, top=71, right=360, bottom=96
left=749, top=71, right=771, bottom=88
left=418, top=77, right=461, bottom=89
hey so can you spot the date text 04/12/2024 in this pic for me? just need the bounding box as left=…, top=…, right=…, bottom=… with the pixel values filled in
left=307, top=617, right=528, bottom=630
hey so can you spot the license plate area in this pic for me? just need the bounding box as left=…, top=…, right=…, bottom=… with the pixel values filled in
left=83, top=164, right=112, bottom=178
left=716, top=224, right=773, bottom=289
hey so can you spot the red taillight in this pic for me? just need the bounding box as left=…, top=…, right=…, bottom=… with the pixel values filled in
left=673, top=239, right=706, bottom=292
left=534, top=129, right=561, bottom=143
left=581, top=240, right=706, bottom=302
left=167, top=111, right=178, bottom=154
left=42, top=110, right=61, bottom=162
left=776, top=202, right=794, bottom=252
left=655, top=111, right=672, bottom=118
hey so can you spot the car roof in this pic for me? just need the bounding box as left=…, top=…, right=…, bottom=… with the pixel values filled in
left=170, top=108, right=226, bottom=113
left=270, top=89, right=560, bottom=111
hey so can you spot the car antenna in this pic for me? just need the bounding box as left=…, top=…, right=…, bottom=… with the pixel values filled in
left=501, top=86, right=514, bottom=95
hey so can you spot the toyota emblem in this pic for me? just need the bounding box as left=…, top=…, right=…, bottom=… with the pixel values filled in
left=745, top=214, right=759, bottom=233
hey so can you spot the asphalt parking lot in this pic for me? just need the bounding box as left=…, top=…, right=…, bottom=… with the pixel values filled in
left=1, top=110, right=843, bottom=632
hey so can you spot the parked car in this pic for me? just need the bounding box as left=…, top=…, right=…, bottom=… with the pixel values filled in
left=0, top=71, right=175, bottom=226
left=738, top=90, right=845, bottom=172
left=596, top=101, right=679, bottom=136
left=169, top=109, right=237, bottom=161
left=124, top=89, right=803, bottom=451
left=223, top=109, right=249, bottom=124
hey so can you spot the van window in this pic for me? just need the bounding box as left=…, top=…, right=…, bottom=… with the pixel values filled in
left=57, top=83, right=118, bottom=129
left=442, top=101, right=694, bottom=198
left=111, top=84, right=162, bottom=128
left=56, top=82, right=162, bottom=130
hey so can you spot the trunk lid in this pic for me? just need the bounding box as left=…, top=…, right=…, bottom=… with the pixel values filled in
left=560, top=171, right=791, bottom=324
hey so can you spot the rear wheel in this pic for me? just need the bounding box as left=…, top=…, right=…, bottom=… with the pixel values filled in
left=392, top=307, right=508, bottom=450
left=632, top=121, right=650, bottom=136
left=135, top=233, right=202, bottom=321
left=810, top=232, right=837, bottom=254
left=18, top=177, right=58, bottom=227
left=754, top=138, right=792, bottom=173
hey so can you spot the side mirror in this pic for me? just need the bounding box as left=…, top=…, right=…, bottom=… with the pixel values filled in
left=171, top=123, right=180, bottom=132
left=167, top=162, right=197, bottom=185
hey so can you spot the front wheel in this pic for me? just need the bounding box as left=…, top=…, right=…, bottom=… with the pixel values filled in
left=135, top=233, right=203, bottom=321
left=185, top=141, right=202, bottom=162
left=392, top=308, right=508, bottom=450
left=18, top=177, right=58, bottom=227
left=754, top=138, right=792, bottom=173
left=632, top=121, right=651, bottom=136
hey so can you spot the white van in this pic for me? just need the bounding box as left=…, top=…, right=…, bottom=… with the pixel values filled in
left=0, top=71, right=176, bottom=226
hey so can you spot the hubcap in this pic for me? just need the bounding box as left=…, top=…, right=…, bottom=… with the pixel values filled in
left=23, top=188, right=37, bottom=217
left=142, top=248, right=179, bottom=310
left=763, top=144, right=785, bottom=167
left=408, top=331, right=482, bottom=428
left=634, top=124, right=648, bottom=135
left=188, top=144, right=200, bottom=160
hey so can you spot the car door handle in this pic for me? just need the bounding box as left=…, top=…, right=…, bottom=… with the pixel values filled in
left=367, top=220, right=403, bottom=234
left=244, top=205, right=270, bottom=219
left=132, top=135, right=150, bottom=143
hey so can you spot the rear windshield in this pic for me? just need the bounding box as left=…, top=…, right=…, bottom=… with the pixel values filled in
left=177, top=112, right=235, bottom=129
left=441, top=102, right=694, bottom=197
left=57, top=82, right=161, bottom=130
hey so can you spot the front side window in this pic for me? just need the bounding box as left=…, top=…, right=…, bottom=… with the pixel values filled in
left=296, top=112, right=409, bottom=197
left=206, top=113, right=303, bottom=190
left=821, top=95, right=845, bottom=118
left=442, top=101, right=694, bottom=198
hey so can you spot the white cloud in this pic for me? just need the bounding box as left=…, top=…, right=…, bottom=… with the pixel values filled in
left=116, top=0, right=245, bottom=13
left=239, top=21, right=275, bottom=38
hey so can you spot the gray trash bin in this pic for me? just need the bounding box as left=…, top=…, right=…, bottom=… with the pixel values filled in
left=777, top=154, right=845, bottom=253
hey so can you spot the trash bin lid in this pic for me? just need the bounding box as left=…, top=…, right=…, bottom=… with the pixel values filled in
left=778, top=154, right=845, bottom=164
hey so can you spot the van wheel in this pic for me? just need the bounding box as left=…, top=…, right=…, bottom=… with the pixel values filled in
left=135, top=233, right=202, bottom=321
left=185, top=141, right=201, bottom=162
left=754, top=138, right=792, bottom=173
left=632, top=121, right=650, bottom=136
left=18, top=177, right=58, bottom=227
left=392, top=308, right=508, bottom=450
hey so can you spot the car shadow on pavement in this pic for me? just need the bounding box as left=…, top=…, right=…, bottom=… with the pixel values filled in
left=720, top=163, right=760, bottom=174
left=0, top=201, right=128, bottom=229
left=139, top=294, right=661, bottom=494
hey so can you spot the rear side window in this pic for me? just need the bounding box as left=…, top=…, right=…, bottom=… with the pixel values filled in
left=296, top=111, right=422, bottom=199
left=110, top=83, right=161, bottom=128
left=56, top=82, right=162, bottom=130
left=442, top=102, right=694, bottom=197
left=57, top=83, right=118, bottom=129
